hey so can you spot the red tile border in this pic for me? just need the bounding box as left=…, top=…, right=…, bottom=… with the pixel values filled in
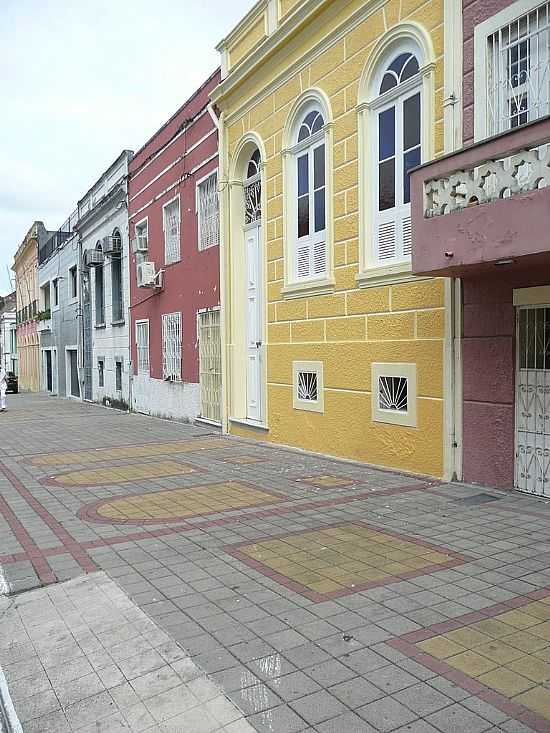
left=223, top=520, right=471, bottom=603
left=39, top=459, right=204, bottom=488
left=0, top=462, right=97, bottom=581
left=390, top=587, right=550, bottom=733
left=0, top=481, right=435, bottom=564
left=77, top=482, right=288, bottom=525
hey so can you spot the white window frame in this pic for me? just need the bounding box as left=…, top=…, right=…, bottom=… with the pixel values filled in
left=372, top=362, right=417, bottom=427
left=474, top=0, right=550, bottom=141
left=162, top=195, right=181, bottom=265
left=292, top=360, right=324, bottom=413
left=134, top=216, right=149, bottom=264
left=357, top=30, right=434, bottom=286
left=162, top=312, right=182, bottom=381
left=39, top=280, right=51, bottom=312
left=51, top=278, right=59, bottom=310
left=68, top=265, right=78, bottom=302
left=196, top=170, right=220, bottom=251
left=282, top=93, right=335, bottom=299
left=135, top=319, right=150, bottom=376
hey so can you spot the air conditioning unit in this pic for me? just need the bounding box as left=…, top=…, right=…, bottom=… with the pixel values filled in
left=84, top=249, right=104, bottom=268
left=102, top=235, right=122, bottom=255
left=131, top=235, right=148, bottom=254
left=137, top=262, right=157, bottom=288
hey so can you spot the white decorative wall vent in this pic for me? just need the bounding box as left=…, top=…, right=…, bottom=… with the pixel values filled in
left=372, top=363, right=417, bottom=427
left=293, top=361, right=324, bottom=413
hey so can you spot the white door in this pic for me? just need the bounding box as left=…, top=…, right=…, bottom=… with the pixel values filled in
left=245, top=224, right=263, bottom=422
left=515, top=305, right=550, bottom=496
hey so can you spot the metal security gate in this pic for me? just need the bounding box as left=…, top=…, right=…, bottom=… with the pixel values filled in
left=198, top=309, right=221, bottom=424
left=515, top=306, right=550, bottom=496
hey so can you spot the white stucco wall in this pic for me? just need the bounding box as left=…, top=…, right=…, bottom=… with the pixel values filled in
left=132, top=375, right=200, bottom=422
left=79, top=152, right=132, bottom=409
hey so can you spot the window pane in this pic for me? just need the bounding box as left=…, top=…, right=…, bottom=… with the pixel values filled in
left=297, top=155, right=309, bottom=196
left=314, top=189, right=325, bottom=232
left=401, top=55, right=419, bottom=82
left=379, top=159, right=395, bottom=211
left=379, top=107, right=395, bottom=161
left=314, top=145, right=325, bottom=189
left=403, top=146, right=421, bottom=204
left=403, top=93, right=421, bottom=150
left=298, top=195, right=309, bottom=238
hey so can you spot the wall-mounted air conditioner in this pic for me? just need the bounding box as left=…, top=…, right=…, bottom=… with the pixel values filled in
left=137, top=262, right=158, bottom=288
left=102, top=235, right=122, bottom=255
left=84, top=249, right=104, bottom=267
left=131, top=235, right=148, bottom=254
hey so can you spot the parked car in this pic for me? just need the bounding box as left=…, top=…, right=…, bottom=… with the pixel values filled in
left=6, top=372, right=18, bottom=393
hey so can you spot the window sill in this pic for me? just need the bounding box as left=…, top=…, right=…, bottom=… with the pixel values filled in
left=111, top=319, right=125, bottom=327
left=281, top=277, right=335, bottom=300
left=229, top=417, right=269, bottom=432
left=95, top=323, right=106, bottom=330
left=356, top=262, right=418, bottom=289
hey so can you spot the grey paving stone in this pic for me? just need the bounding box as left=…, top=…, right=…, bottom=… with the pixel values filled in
left=394, top=681, right=452, bottom=716
left=426, top=703, right=494, bottom=733
left=266, top=670, right=321, bottom=701
left=316, top=712, right=378, bottom=733
left=358, top=696, right=419, bottom=732
left=288, top=689, right=348, bottom=726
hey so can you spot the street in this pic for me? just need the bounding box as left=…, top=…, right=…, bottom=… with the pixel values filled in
left=1, top=394, right=550, bottom=732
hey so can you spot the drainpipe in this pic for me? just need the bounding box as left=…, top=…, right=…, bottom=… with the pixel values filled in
left=218, top=110, right=229, bottom=435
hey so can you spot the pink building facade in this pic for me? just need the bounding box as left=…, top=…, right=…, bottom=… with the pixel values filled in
left=412, top=0, right=550, bottom=495
left=128, top=70, right=222, bottom=423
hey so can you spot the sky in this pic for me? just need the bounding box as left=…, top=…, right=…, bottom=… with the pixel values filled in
left=0, top=0, right=254, bottom=295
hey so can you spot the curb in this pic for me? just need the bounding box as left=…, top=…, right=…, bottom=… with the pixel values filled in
left=0, top=664, right=22, bottom=733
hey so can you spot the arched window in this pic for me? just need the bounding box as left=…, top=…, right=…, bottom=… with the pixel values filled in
left=291, top=107, right=327, bottom=281
left=111, top=229, right=124, bottom=323
left=95, top=241, right=104, bottom=325
left=373, top=49, right=421, bottom=264
left=244, top=148, right=261, bottom=224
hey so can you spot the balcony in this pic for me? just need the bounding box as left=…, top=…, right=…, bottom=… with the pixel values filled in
left=411, top=116, right=550, bottom=277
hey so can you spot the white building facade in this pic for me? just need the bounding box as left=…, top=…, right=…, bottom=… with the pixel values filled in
left=77, top=151, right=133, bottom=409
left=0, top=310, right=17, bottom=375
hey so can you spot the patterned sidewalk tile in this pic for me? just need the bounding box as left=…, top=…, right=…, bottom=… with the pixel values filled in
left=79, top=482, right=285, bottom=524
left=41, top=460, right=200, bottom=487
left=391, top=588, right=550, bottom=733
left=25, top=438, right=229, bottom=466
left=225, top=522, right=469, bottom=602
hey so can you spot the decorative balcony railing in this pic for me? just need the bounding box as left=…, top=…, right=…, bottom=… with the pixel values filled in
left=424, top=142, right=550, bottom=219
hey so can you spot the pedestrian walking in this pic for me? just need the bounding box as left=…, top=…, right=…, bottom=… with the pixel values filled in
left=0, top=365, right=7, bottom=412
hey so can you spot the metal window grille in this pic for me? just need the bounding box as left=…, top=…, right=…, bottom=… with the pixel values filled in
left=162, top=312, right=181, bottom=381
left=136, top=321, right=150, bottom=375
left=488, top=2, right=550, bottom=135
left=198, top=173, right=220, bottom=250
left=378, top=376, right=408, bottom=412
left=164, top=199, right=180, bottom=264
left=98, top=360, right=104, bottom=387
left=245, top=180, right=261, bottom=224
left=198, top=310, right=221, bottom=422
left=297, top=371, right=318, bottom=402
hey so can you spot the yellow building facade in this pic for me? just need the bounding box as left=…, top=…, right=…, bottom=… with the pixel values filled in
left=214, top=0, right=462, bottom=479
left=12, top=223, right=42, bottom=393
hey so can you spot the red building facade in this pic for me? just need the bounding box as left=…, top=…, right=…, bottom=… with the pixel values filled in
left=128, top=70, right=222, bottom=423
left=412, top=0, right=550, bottom=494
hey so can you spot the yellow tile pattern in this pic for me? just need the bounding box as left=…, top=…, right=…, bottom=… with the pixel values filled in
left=238, top=525, right=454, bottom=595
left=96, top=482, right=280, bottom=521
left=50, top=461, right=196, bottom=486
left=31, top=440, right=228, bottom=466
left=416, top=598, right=550, bottom=722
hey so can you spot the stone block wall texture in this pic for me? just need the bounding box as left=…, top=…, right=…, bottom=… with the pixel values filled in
left=225, top=0, right=448, bottom=478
